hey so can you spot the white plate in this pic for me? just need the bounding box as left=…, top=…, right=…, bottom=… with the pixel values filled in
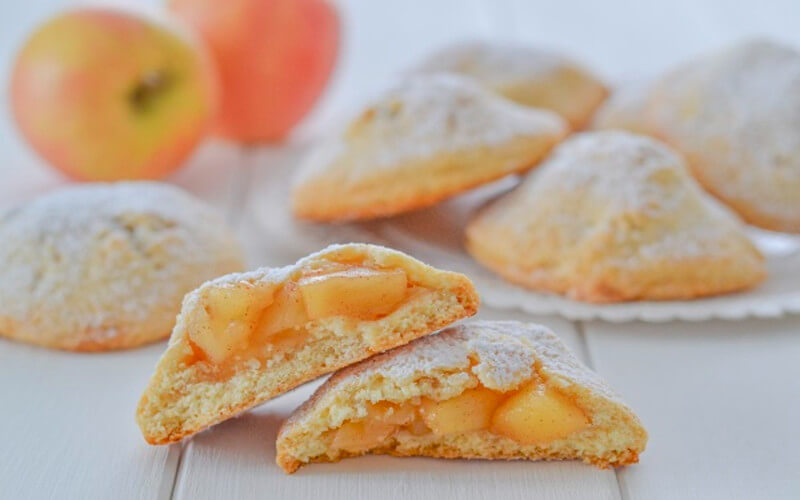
left=253, top=156, right=800, bottom=322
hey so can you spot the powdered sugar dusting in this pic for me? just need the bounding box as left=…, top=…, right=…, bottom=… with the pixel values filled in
left=542, top=131, right=689, bottom=214
left=285, top=321, right=628, bottom=433
left=660, top=40, right=800, bottom=219
left=598, top=39, right=800, bottom=230
left=503, top=131, right=753, bottom=262
left=335, top=321, right=613, bottom=396
left=0, top=182, right=243, bottom=347
left=295, top=74, right=565, bottom=182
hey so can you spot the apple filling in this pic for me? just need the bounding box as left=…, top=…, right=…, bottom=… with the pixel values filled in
left=327, top=381, right=589, bottom=453
left=186, top=266, right=411, bottom=368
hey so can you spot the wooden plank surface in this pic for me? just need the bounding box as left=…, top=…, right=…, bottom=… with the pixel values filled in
left=584, top=319, right=800, bottom=500
left=0, top=341, right=178, bottom=500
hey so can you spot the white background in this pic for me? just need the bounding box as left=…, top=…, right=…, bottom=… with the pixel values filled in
left=1, top=1, right=799, bottom=499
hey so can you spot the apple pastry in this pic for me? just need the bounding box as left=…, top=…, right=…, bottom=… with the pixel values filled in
left=594, top=39, right=800, bottom=233
left=466, top=131, right=766, bottom=302
left=291, top=74, right=567, bottom=221
left=276, top=320, right=647, bottom=473
left=136, top=243, right=479, bottom=444
left=413, top=41, right=608, bottom=129
left=0, top=182, right=244, bottom=351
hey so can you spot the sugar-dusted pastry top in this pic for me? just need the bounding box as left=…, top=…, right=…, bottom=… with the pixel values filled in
left=0, top=182, right=244, bottom=350
left=466, top=131, right=765, bottom=302
left=595, top=39, right=800, bottom=233
left=413, top=41, right=608, bottom=128
left=294, top=74, right=566, bottom=182
left=479, top=131, right=755, bottom=260
left=291, top=74, right=566, bottom=221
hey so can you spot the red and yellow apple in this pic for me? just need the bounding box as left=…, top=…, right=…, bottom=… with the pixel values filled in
left=10, top=8, right=218, bottom=180
left=169, top=0, right=339, bottom=142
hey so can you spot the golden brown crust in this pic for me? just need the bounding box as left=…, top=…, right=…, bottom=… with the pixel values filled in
left=466, top=240, right=765, bottom=303
left=278, top=443, right=642, bottom=475
left=292, top=135, right=563, bottom=221
left=0, top=314, right=170, bottom=352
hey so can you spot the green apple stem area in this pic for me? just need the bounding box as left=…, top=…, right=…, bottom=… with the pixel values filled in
left=129, top=70, right=174, bottom=114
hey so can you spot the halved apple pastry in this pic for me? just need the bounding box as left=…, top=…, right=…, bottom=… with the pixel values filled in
left=136, top=244, right=479, bottom=444
left=275, top=320, right=647, bottom=473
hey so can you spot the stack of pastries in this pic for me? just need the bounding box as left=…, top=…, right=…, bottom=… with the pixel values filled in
left=292, top=38, right=800, bottom=303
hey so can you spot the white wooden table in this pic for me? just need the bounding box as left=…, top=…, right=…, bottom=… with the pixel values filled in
left=1, top=1, right=799, bottom=499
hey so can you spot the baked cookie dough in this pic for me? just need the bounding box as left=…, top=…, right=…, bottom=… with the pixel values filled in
left=466, top=131, right=765, bottom=302
left=0, top=182, right=244, bottom=351
left=291, top=74, right=567, bottom=221
left=594, top=39, right=800, bottom=233
left=414, top=41, right=608, bottom=129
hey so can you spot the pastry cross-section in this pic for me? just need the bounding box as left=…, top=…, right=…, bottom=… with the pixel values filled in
left=136, top=243, right=479, bottom=444
left=466, top=131, right=766, bottom=302
left=291, top=74, right=567, bottom=221
left=275, top=320, right=647, bottom=473
left=413, top=41, right=608, bottom=129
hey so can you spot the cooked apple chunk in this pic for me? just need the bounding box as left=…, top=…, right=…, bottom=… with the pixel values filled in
left=298, top=267, right=408, bottom=319
left=491, top=383, right=589, bottom=444
left=420, top=388, right=504, bottom=435
left=316, top=383, right=585, bottom=457
left=331, top=421, right=387, bottom=453
left=255, top=282, right=308, bottom=338
left=137, top=243, right=479, bottom=445
left=330, top=402, right=420, bottom=453
left=276, top=321, right=647, bottom=473
left=189, top=282, right=270, bottom=364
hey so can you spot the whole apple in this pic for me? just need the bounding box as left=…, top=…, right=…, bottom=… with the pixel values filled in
left=169, top=0, right=339, bottom=142
left=10, top=8, right=218, bottom=180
